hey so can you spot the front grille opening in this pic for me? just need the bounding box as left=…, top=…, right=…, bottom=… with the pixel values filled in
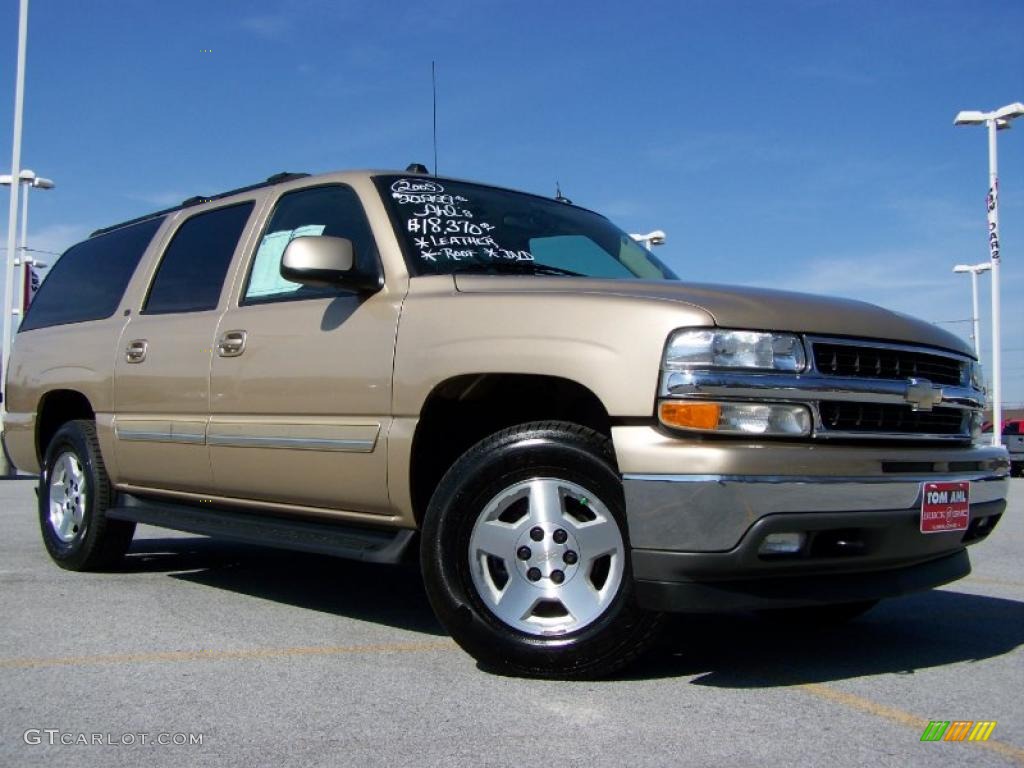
left=813, top=342, right=964, bottom=385
left=809, top=529, right=868, bottom=558
left=882, top=461, right=936, bottom=474
left=820, top=402, right=965, bottom=436
left=882, top=461, right=985, bottom=473
left=948, top=461, right=985, bottom=473
left=962, top=514, right=1001, bottom=544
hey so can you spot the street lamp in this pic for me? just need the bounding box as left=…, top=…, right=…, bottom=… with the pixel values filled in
left=952, top=262, right=991, bottom=360
left=630, top=230, right=667, bottom=250
left=954, top=101, right=1024, bottom=446
left=2, top=0, right=29, bottom=477
left=0, top=169, right=55, bottom=324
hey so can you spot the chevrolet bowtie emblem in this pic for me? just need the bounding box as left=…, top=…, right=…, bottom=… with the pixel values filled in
left=905, top=378, right=943, bottom=412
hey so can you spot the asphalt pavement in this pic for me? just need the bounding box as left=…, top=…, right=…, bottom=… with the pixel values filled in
left=1, top=478, right=1021, bottom=767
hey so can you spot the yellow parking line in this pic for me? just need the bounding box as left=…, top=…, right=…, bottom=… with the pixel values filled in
left=965, top=576, right=1024, bottom=589
left=799, top=683, right=1024, bottom=765
left=0, top=639, right=457, bottom=670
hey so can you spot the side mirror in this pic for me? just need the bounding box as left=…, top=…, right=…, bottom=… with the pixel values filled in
left=281, top=235, right=356, bottom=287
left=280, top=235, right=383, bottom=293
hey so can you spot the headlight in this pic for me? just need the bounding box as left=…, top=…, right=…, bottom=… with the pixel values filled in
left=664, top=329, right=806, bottom=372
left=659, top=401, right=812, bottom=436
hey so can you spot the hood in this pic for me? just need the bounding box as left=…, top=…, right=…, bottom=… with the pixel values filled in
left=453, top=276, right=974, bottom=357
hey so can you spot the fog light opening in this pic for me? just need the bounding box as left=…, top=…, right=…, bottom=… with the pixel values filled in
left=758, top=532, right=807, bottom=557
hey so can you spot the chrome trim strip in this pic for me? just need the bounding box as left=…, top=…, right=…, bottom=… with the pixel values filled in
left=804, top=335, right=972, bottom=363
left=622, top=472, right=1008, bottom=484
left=660, top=371, right=983, bottom=409
left=810, top=430, right=968, bottom=442
left=116, top=430, right=173, bottom=443
left=116, top=430, right=206, bottom=445
left=206, top=434, right=376, bottom=452
left=802, top=335, right=970, bottom=364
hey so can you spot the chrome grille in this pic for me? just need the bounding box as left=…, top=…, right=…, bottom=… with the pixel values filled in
left=819, top=402, right=965, bottom=436
left=812, top=341, right=964, bottom=386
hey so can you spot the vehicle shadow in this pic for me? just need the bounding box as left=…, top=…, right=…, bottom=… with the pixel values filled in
left=122, top=534, right=445, bottom=637
left=621, top=588, right=1024, bottom=686
left=121, top=535, right=1024, bottom=682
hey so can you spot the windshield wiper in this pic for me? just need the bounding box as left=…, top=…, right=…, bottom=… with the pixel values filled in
left=451, top=261, right=584, bottom=277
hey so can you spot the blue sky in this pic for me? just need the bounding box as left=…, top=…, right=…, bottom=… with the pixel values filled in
left=2, top=0, right=1023, bottom=404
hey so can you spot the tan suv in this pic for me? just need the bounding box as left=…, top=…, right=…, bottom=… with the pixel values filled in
left=2, top=169, right=1010, bottom=678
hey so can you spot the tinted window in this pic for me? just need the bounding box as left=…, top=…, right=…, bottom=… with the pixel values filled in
left=144, top=202, right=254, bottom=314
left=243, top=185, right=378, bottom=304
left=20, top=217, right=164, bottom=332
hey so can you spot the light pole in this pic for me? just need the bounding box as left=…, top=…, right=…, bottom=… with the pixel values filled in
left=954, top=101, right=1024, bottom=446
left=2, top=0, right=29, bottom=476
left=630, top=230, right=667, bottom=250
left=952, top=262, right=991, bottom=360
left=1, top=170, right=54, bottom=325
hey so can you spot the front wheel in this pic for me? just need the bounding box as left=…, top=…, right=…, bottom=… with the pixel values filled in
left=421, top=421, right=661, bottom=679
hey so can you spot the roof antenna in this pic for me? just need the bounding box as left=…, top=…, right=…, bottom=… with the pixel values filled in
left=555, top=181, right=572, bottom=205
left=432, top=61, right=438, bottom=177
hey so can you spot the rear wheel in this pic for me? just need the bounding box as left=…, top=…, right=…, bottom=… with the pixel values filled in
left=421, top=421, right=661, bottom=679
left=38, top=420, right=135, bottom=571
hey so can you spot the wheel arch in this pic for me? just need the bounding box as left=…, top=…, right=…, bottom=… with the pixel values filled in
left=408, top=373, right=613, bottom=526
left=36, top=389, right=96, bottom=464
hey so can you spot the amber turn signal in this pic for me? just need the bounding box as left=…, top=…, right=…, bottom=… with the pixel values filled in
left=658, top=401, right=721, bottom=430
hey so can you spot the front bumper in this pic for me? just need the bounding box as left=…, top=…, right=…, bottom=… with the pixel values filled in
left=618, top=436, right=1010, bottom=612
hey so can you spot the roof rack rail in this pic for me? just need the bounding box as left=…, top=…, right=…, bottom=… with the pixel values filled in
left=90, top=171, right=310, bottom=237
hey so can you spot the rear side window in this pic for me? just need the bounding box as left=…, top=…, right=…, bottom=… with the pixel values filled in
left=143, top=202, right=254, bottom=314
left=19, top=217, right=164, bottom=332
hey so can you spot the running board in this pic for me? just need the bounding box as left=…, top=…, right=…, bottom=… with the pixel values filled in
left=106, top=495, right=415, bottom=564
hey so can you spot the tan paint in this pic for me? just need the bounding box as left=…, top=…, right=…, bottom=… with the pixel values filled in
left=391, top=275, right=712, bottom=419
left=1, top=169, right=997, bottom=532
left=3, top=315, right=129, bottom=473
left=204, top=175, right=408, bottom=513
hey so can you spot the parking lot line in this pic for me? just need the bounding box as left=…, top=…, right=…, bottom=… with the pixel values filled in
left=799, top=682, right=1024, bottom=765
left=0, top=639, right=457, bottom=670
left=965, top=576, right=1024, bottom=590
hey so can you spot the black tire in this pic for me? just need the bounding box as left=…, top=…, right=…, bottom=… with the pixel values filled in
left=421, top=421, right=662, bottom=679
left=760, top=599, right=880, bottom=627
left=38, top=419, right=135, bottom=571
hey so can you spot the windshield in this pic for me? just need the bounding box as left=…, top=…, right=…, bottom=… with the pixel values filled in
left=374, top=175, right=678, bottom=280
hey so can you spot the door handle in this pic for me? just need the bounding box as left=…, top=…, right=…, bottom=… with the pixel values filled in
left=217, top=330, right=247, bottom=358
left=125, top=339, right=148, bottom=364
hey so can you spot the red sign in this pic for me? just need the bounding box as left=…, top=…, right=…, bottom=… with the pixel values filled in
left=921, top=482, right=970, bottom=534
